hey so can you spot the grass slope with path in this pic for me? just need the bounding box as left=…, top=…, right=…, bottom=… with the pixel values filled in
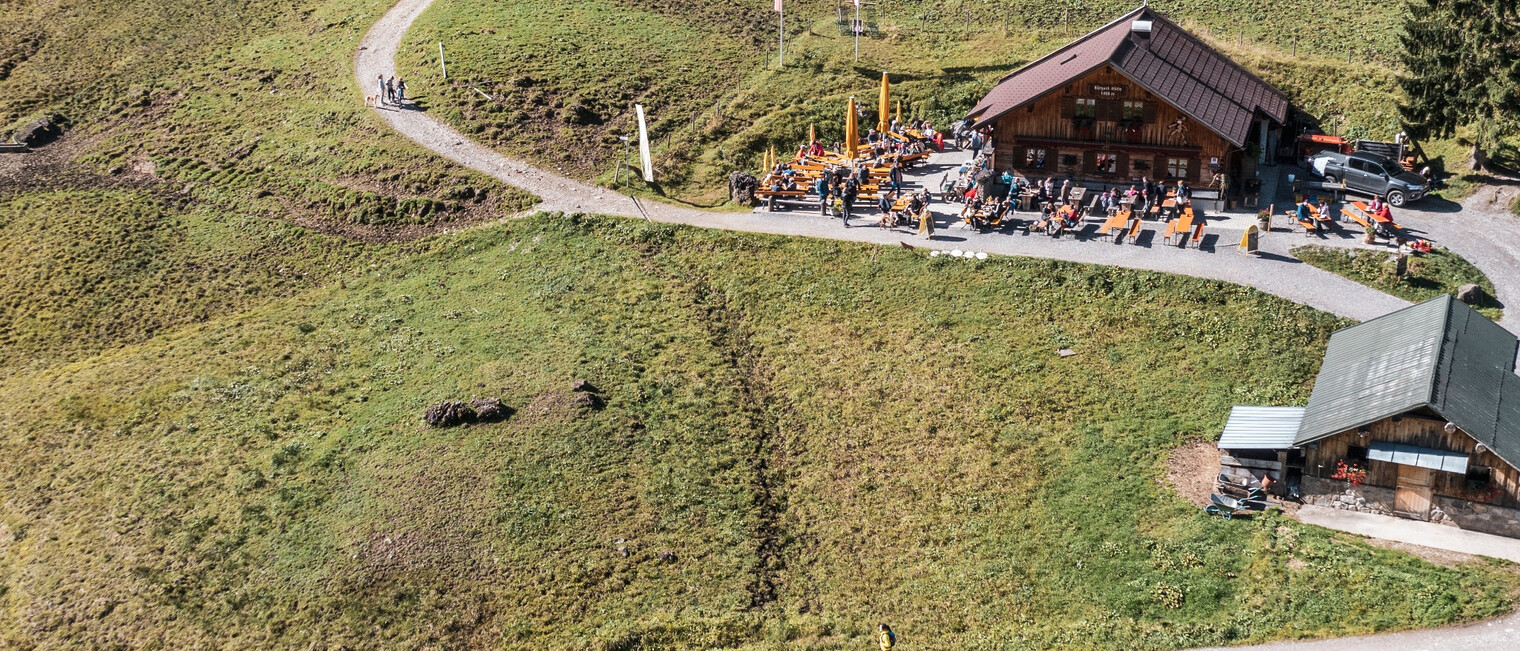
left=2, top=214, right=1514, bottom=649
left=1291, top=245, right=1503, bottom=321
left=0, top=0, right=536, bottom=370
left=397, top=0, right=1424, bottom=207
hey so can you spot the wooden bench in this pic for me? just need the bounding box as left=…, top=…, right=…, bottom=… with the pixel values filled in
left=1341, top=207, right=1372, bottom=229
left=1161, top=220, right=1178, bottom=245
left=1189, top=221, right=1206, bottom=248
left=0, top=142, right=26, bottom=153
left=1125, top=214, right=1144, bottom=244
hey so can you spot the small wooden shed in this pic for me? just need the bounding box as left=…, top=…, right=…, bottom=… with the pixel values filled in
left=1292, top=296, right=1520, bottom=537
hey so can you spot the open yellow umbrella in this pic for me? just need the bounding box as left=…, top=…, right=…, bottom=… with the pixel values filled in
left=877, top=72, right=890, bottom=133
left=845, top=96, right=859, bottom=160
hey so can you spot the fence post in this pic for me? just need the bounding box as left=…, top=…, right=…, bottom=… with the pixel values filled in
left=438, top=42, right=447, bottom=79
left=1292, top=35, right=1297, bottom=57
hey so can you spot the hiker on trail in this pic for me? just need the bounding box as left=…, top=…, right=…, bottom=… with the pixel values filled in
left=815, top=175, right=831, bottom=216
left=395, top=78, right=407, bottom=105
left=968, top=129, right=984, bottom=158
left=385, top=76, right=396, bottom=104
left=376, top=74, right=387, bottom=106
left=878, top=623, right=896, bottom=650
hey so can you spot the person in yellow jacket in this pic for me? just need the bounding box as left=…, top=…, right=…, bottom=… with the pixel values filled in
left=878, top=623, right=896, bottom=650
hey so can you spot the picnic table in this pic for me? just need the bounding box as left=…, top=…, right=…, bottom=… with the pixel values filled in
left=1067, top=187, right=1088, bottom=206
left=1100, top=210, right=1130, bottom=236
left=1166, top=208, right=1205, bottom=247
left=1351, top=201, right=1394, bottom=225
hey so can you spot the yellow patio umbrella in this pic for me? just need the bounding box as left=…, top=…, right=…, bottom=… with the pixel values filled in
left=845, top=96, right=859, bottom=160
left=877, top=72, right=890, bottom=133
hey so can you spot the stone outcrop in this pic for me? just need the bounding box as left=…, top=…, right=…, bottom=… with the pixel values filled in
left=728, top=171, right=759, bottom=206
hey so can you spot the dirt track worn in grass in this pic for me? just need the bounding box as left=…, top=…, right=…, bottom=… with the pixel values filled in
left=2, top=214, right=1513, bottom=649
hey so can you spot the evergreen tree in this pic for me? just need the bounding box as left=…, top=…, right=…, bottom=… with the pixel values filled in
left=1398, top=0, right=1520, bottom=170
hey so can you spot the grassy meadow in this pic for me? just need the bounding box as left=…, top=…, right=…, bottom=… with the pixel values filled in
left=397, top=0, right=1418, bottom=206
left=2, top=214, right=1515, bottom=649
left=2, top=1, right=1519, bottom=648
left=0, top=0, right=535, bottom=228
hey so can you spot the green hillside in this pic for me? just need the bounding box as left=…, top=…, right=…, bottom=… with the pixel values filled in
left=0, top=0, right=534, bottom=368
left=1, top=1, right=1517, bottom=649
left=398, top=0, right=1412, bottom=206
left=2, top=214, right=1513, bottom=649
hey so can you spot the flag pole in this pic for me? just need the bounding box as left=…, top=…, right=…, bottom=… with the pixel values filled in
left=779, top=6, right=784, bottom=68
left=854, top=2, right=860, bottom=62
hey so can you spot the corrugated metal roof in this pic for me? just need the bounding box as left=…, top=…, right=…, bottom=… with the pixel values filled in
left=967, top=7, right=1289, bottom=146
left=1219, top=406, right=1303, bottom=449
left=1294, top=297, right=1448, bottom=445
left=1297, top=296, right=1520, bottom=472
left=1367, top=441, right=1469, bottom=474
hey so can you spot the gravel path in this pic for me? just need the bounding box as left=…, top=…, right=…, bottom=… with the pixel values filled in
left=356, top=0, right=1412, bottom=323
left=357, top=4, right=1517, bottom=645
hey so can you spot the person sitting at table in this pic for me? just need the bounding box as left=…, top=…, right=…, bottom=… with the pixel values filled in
left=1296, top=197, right=1315, bottom=228
left=1061, top=204, right=1082, bottom=229
left=1175, top=180, right=1192, bottom=205
left=1315, top=198, right=1331, bottom=228
left=784, top=177, right=799, bottom=192
left=1035, top=151, right=1046, bottom=168
left=1370, top=195, right=1393, bottom=221
left=810, top=140, right=825, bottom=157
left=906, top=191, right=925, bottom=220
left=990, top=196, right=1011, bottom=223
left=1367, top=195, right=1385, bottom=217
left=769, top=178, right=784, bottom=193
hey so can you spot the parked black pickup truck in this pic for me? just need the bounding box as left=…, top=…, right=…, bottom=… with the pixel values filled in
left=1306, top=150, right=1429, bottom=206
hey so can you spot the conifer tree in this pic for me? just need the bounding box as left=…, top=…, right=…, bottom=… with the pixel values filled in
left=1398, top=0, right=1520, bottom=170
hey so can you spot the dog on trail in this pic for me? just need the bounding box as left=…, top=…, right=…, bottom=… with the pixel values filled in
left=364, top=94, right=379, bottom=108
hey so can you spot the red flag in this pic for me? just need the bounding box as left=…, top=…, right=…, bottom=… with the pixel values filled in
left=774, top=0, right=782, bottom=11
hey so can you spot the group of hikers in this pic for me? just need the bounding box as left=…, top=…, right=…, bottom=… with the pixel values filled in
left=372, top=74, right=409, bottom=108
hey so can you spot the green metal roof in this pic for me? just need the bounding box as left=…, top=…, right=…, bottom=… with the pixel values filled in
left=1296, top=296, right=1520, bottom=468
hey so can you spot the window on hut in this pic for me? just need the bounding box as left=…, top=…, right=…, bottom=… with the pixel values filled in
left=1166, top=158, right=1189, bottom=179
left=1074, top=98, right=1097, bottom=119
left=1121, top=101, right=1145, bottom=122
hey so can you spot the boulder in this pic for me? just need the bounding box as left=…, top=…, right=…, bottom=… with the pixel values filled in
left=13, top=113, right=63, bottom=147
left=1456, top=284, right=1484, bottom=305
left=423, top=401, right=476, bottom=427
left=729, top=171, right=759, bottom=206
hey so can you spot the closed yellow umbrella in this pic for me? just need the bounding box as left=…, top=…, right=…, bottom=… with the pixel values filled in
left=809, top=123, right=817, bottom=146
left=877, top=72, right=890, bottom=133
left=845, top=96, right=859, bottom=160
left=896, top=100, right=902, bottom=126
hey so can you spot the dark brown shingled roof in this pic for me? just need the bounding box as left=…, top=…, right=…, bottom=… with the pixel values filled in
left=966, top=7, right=1289, bottom=148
